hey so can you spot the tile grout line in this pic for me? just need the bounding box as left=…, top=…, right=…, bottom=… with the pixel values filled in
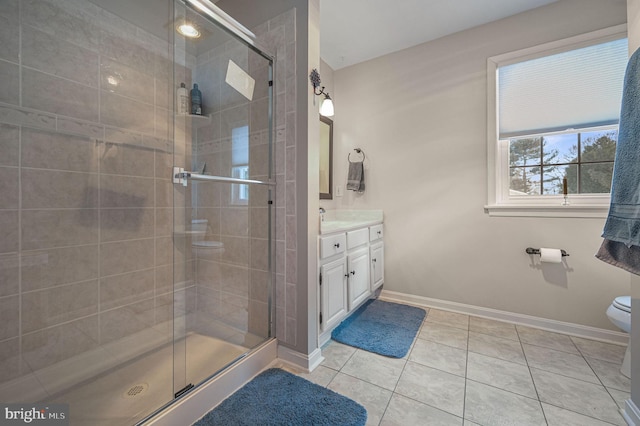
left=579, top=346, right=630, bottom=422
left=388, top=310, right=467, bottom=425
left=17, top=0, right=24, bottom=380
left=461, top=313, right=470, bottom=424
left=515, top=325, right=549, bottom=425
left=377, top=314, right=425, bottom=423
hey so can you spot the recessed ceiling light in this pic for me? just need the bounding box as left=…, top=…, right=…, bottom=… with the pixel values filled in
left=106, top=75, right=119, bottom=87
left=177, top=23, right=200, bottom=39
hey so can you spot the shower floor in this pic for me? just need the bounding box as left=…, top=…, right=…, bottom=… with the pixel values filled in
left=50, top=332, right=249, bottom=426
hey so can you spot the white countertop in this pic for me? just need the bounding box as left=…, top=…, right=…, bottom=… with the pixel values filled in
left=319, top=209, right=383, bottom=235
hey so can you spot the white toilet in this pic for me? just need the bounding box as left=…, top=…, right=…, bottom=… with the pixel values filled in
left=606, top=296, right=631, bottom=378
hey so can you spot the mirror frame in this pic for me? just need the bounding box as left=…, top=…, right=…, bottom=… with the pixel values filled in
left=319, top=116, right=333, bottom=200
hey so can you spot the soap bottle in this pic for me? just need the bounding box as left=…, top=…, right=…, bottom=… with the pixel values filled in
left=177, top=82, right=189, bottom=115
left=191, top=83, right=202, bottom=115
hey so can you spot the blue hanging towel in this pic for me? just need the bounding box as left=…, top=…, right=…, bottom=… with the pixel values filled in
left=596, top=46, right=640, bottom=274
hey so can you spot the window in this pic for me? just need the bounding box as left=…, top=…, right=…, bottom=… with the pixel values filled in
left=509, top=128, right=617, bottom=195
left=486, top=25, right=628, bottom=217
left=231, top=126, right=249, bottom=205
left=231, top=164, right=249, bottom=202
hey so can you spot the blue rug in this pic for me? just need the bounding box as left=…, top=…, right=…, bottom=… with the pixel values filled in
left=193, top=368, right=367, bottom=426
left=331, top=299, right=426, bottom=358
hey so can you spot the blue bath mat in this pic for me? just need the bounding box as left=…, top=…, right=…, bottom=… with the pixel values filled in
left=193, top=368, right=367, bottom=426
left=331, top=299, right=426, bottom=358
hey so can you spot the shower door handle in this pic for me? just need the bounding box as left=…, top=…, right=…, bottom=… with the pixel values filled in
left=173, top=167, right=276, bottom=187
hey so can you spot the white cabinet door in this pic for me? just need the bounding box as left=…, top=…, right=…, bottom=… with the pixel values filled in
left=320, top=258, right=348, bottom=331
left=348, top=248, right=371, bottom=310
left=370, top=242, right=384, bottom=291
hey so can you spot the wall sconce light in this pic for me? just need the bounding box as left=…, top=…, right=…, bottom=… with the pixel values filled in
left=309, top=68, right=334, bottom=117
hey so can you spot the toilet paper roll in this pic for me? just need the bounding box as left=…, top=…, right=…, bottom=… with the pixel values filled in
left=540, top=248, right=562, bottom=263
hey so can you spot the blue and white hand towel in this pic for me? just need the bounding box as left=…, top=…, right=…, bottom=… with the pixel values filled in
left=596, top=46, right=640, bottom=274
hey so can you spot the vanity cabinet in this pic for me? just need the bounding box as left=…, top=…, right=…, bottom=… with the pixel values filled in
left=319, top=258, right=348, bottom=331
left=318, top=221, right=384, bottom=345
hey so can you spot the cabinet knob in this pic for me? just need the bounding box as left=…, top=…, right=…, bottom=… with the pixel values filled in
left=344, top=274, right=349, bottom=278
left=350, top=271, right=356, bottom=275
left=377, top=230, right=382, bottom=235
left=372, top=258, right=376, bottom=263
left=334, top=243, right=340, bottom=248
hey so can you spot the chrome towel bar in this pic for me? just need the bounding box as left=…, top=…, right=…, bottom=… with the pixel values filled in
left=172, top=167, right=276, bottom=187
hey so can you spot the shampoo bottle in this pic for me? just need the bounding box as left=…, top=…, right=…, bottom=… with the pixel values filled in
left=191, top=83, right=202, bottom=115
left=177, top=82, right=189, bottom=115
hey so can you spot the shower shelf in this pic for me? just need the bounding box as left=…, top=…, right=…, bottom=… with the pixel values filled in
left=176, top=113, right=211, bottom=128
left=173, top=230, right=206, bottom=236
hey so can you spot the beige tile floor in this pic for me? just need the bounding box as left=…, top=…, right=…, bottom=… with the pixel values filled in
left=297, top=305, right=630, bottom=426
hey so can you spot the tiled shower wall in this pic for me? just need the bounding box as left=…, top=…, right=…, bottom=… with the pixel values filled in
left=255, top=10, right=298, bottom=347
left=0, top=0, right=187, bottom=394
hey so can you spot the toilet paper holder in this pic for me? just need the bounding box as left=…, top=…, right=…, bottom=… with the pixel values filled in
left=525, top=247, right=569, bottom=257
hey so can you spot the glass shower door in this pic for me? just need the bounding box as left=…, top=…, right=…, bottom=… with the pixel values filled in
left=0, top=0, right=273, bottom=424
left=172, top=1, right=275, bottom=397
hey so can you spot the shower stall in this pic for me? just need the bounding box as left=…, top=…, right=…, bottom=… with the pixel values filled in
left=0, top=0, right=275, bottom=424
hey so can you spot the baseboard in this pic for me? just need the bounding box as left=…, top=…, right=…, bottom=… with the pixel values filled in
left=624, top=399, right=640, bottom=425
left=319, top=330, right=331, bottom=348
left=144, top=338, right=277, bottom=426
left=380, top=290, right=629, bottom=345
left=277, top=344, right=324, bottom=373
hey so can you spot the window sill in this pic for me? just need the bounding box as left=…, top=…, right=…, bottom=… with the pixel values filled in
left=484, top=203, right=609, bottom=218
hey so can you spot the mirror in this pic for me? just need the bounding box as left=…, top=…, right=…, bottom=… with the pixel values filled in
left=319, top=116, right=333, bottom=199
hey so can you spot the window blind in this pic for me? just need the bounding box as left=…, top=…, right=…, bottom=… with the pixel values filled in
left=498, top=38, right=628, bottom=139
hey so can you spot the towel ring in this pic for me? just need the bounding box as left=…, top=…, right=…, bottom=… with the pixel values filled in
left=348, top=148, right=365, bottom=163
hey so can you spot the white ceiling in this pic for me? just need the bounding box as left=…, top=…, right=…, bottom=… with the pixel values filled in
left=320, top=0, right=558, bottom=70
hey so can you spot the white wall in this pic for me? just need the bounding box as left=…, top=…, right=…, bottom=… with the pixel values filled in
left=319, top=59, right=334, bottom=101
left=331, top=0, right=630, bottom=330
